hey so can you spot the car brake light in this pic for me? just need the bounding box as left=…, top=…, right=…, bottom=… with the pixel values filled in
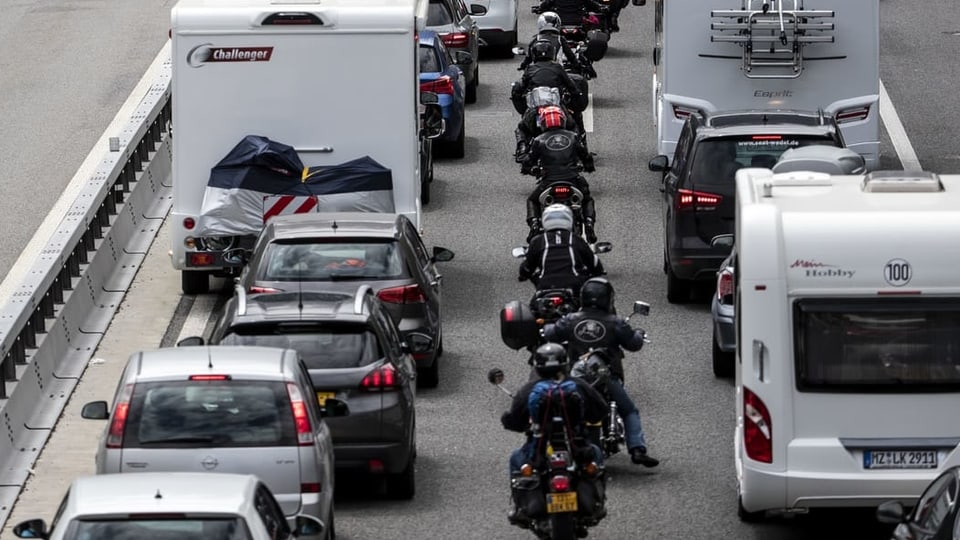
left=751, top=135, right=782, bottom=141
left=106, top=384, right=135, bottom=448
left=360, top=364, right=400, bottom=391
left=550, top=475, right=571, bottom=492
left=286, top=383, right=314, bottom=446
left=188, top=374, right=231, bottom=381
left=676, top=188, right=722, bottom=211
left=673, top=105, right=698, bottom=119
left=249, top=286, right=283, bottom=294
left=717, top=269, right=734, bottom=302
left=377, top=284, right=426, bottom=304
left=440, top=32, right=469, bottom=48
left=420, top=76, right=455, bottom=95
left=743, top=386, right=772, bottom=464
left=835, top=105, right=870, bottom=123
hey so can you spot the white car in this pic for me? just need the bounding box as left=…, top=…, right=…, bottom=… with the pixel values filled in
left=12, top=472, right=325, bottom=540
left=471, top=0, right=518, bottom=56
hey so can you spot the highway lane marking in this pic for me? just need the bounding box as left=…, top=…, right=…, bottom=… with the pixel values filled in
left=879, top=78, right=922, bottom=171
left=583, top=93, right=594, bottom=133
left=175, top=292, right=220, bottom=344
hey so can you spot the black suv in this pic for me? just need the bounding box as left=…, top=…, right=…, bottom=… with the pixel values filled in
left=180, top=286, right=420, bottom=499
left=648, top=110, right=845, bottom=303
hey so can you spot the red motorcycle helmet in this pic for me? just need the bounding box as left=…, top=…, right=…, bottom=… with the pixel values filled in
left=537, top=105, right=566, bottom=130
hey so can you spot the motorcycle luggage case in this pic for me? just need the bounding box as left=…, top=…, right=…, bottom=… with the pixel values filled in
left=567, top=74, right=590, bottom=113
left=500, top=300, right=540, bottom=350
left=584, top=30, right=609, bottom=61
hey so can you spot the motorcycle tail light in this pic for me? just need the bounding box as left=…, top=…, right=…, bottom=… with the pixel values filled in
left=552, top=186, right=571, bottom=199
left=550, top=475, right=571, bottom=492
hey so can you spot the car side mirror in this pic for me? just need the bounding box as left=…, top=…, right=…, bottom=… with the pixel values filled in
left=176, top=336, right=206, bottom=347
left=511, top=246, right=527, bottom=258
left=648, top=155, right=669, bottom=172
left=875, top=500, right=905, bottom=525
left=405, top=332, right=434, bottom=357
left=293, top=515, right=325, bottom=538
left=81, top=401, right=109, bottom=420
left=487, top=367, right=505, bottom=385
left=420, top=93, right=445, bottom=140
left=469, top=4, right=487, bottom=15
left=593, top=241, right=612, bottom=254
left=319, top=398, right=350, bottom=418
left=13, top=519, right=49, bottom=539
left=710, top=234, right=735, bottom=250
left=454, top=50, right=474, bottom=65
left=632, top=301, right=651, bottom=317
left=431, top=246, right=455, bottom=262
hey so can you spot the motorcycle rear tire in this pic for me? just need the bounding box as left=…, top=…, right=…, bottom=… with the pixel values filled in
left=549, top=513, right=576, bottom=540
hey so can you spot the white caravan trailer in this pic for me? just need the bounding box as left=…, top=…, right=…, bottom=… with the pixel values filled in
left=651, top=0, right=880, bottom=170
left=734, top=168, right=960, bottom=520
left=170, top=0, right=431, bottom=294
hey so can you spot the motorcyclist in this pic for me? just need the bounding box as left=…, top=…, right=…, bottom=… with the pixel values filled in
left=513, top=86, right=582, bottom=164
left=520, top=205, right=604, bottom=294
left=522, top=106, right=597, bottom=242
left=518, top=12, right=584, bottom=73
left=542, top=277, right=661, bottom=467
left=502, top=343, right=608, bottom=526
left=534, top=0, right=607, bottom=30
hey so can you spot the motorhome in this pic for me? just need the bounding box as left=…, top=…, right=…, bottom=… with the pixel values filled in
left=734, top=168, right=960, bottom=520
left=170, top=0, right=436, bottom=294
left=651, top=0, right=880, bottom=170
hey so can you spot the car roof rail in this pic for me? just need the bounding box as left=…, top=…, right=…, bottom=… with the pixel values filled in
left=354, top=285, right=373, bottom=315
left=235, top=284, right=248, bottom=316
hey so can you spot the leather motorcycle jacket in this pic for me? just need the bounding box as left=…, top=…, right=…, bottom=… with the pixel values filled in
left=519, top=229, right=604, bottom=291
left=520, top=32, right=582, bottom=70
left=542, top=308, right=646, bottom=380
left=519, top=61, right=582, bottom=101
left=522, top=128, right=594, bottom=183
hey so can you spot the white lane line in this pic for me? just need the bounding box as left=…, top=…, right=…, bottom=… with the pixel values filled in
left=583, top=93, right=594, bottom=133
left=879, top=78, right=922, bottom=171
left=175, top=293, right=219, bottom=343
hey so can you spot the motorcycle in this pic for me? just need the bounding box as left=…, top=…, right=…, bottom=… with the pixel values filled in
left=520, top=176, right=597, bottom=245
left=568, top=300, right=651, bottom=458
left=487, top=367, right=607, bottom=540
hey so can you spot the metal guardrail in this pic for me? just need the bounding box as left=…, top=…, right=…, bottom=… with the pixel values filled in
left=0, top=48, right=174, bottom=528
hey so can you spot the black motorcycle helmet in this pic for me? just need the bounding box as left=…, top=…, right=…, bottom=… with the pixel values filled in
left=533, top=342, right=569, bottom=379
left=530, top=39, right=556, bottom=63
left=580, top=277, right=615, bottom=313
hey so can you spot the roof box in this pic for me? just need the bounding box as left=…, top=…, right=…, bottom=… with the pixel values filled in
left=861, top=170, right=943, bottom=193
left=772, top=146, right=866, bottom=175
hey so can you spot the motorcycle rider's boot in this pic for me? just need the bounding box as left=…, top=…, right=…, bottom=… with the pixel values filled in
left=610, top=14, right=620, bottom=32
left=630, top=447, right=660, bottom=467
left=526, top=218, right=543, bottom=244
left=584, top=218, right=598, bottom=244
left=515, top=139, right=530, bottom=163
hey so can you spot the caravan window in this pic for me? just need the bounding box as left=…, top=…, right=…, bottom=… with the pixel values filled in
left=794, top=298, right=960, bottom=392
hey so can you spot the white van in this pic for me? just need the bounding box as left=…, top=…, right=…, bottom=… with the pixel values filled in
left=170, top=0, right=434, bottom=294
left=734, top=168, right=960, bottom=520
left=651, top=0, right=880, bottom=170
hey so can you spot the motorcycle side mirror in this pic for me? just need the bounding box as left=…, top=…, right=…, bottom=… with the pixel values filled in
left=487, top=368, right=505, bottom=385
left=593, top=241, right=612, bottom=254
left=511, top=46, right=526, bottom=56
left=511, top=246, right=527, bottom=258
left=632, top=301, right=651, bottom=317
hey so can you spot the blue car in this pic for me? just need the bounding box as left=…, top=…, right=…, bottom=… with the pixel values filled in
left=419, top=29, right=471, bottom=159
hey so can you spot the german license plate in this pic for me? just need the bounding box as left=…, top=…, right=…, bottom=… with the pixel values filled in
left=546, top=492, right=577, bottom=514
left=863, top=450, right=938, bottom=470
left=316, top=392, right=336, bottom=407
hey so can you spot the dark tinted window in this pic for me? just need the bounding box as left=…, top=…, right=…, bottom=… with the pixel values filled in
left=419, top=44, right=440, bottom=73
left=221, top=325, right=383, bottom=369
left=125, top=381, right=296, bottom=447
left=794, top=299, right=960, bottom=392
left=427, top=0, right=453, bottom=25
left=261, top=239, right=408, bottom=281
left=690, top=135, right=838, bottom=186
left=254, top=483, right=291, bottom=540
left=64, top=517, right=253, bottom=540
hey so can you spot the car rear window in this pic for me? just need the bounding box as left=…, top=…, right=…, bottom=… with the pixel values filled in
left=261, top=239, right=408, bottom=281
left=427, top=0, right=453, bottom=25
left=220, top=326, right=383, bottom=370
left=65, top=517, right=253, bottom=540
left=124, top=381, right=297, bottom=448
left=419, top=45, right=440, bottom=73
left=691, top=135, right=839, bottom=186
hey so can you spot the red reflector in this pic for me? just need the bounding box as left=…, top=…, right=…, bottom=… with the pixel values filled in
left=183, top=217, right=196, bottom=230
left=189, top=253, right=216, bottom=266
left=249, top=286, right=283, bottom=294
left=751, top=135, right=782, bottom=141
left=836, top=105, right=870, bottom=123
left=440, top=32, right=469, bottom=48
left=188, top=374, right=231, bottom=381
left=420, top=75, right=455, bottom=95
left=300, top=482, right=321, bottom=493
left=755, top=285, right=767, bottom=291
left=676, top=189, right=722, bottom=211
left=368, top=459, right=385, bottom=473
left=673, top=105, right=697, bottom=119
left=550, top=475, right=571, bottom=492
left=377, top=284, right=426, bottom=304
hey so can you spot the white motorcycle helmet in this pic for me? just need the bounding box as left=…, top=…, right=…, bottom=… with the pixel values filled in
left=537, top=12, right=562, bottom=34
left=541, top=204, right=574, bottom=232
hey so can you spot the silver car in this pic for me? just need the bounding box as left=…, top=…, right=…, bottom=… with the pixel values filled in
left=80, top=346, right=342, bottom=539
left=710, top=249, right=736, bottom=378
left=12, top=472, right=324, bottom=540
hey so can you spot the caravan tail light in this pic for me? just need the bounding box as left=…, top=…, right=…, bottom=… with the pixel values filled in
left=673, top=105, right=699, bottom=119
left=377, top=284, right=426, bottom=304
left=717, top=268, right=734, bottom=303
left=676, top=189, right=722, bottom=211
left=743, top=386, right=772, bottom=464
left=286, top=383, right=315, bottom=446
left=420, top=76, right=455, bottom=95
left=106, top=384, right=135, bottom=448
left=836, top=105, right=870, bottom=123
left=440, top=32, right=469, bottom=48
left=183, top=217, right=196, bottom=230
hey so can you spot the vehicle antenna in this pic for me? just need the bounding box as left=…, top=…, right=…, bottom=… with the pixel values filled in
left=208, top=348, right=213, bottom=369
left=155, top=489, right=163, bottom=499
left=331, top=220, right=339, bottom=233
left=297, top=252, right=304, bottom=320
